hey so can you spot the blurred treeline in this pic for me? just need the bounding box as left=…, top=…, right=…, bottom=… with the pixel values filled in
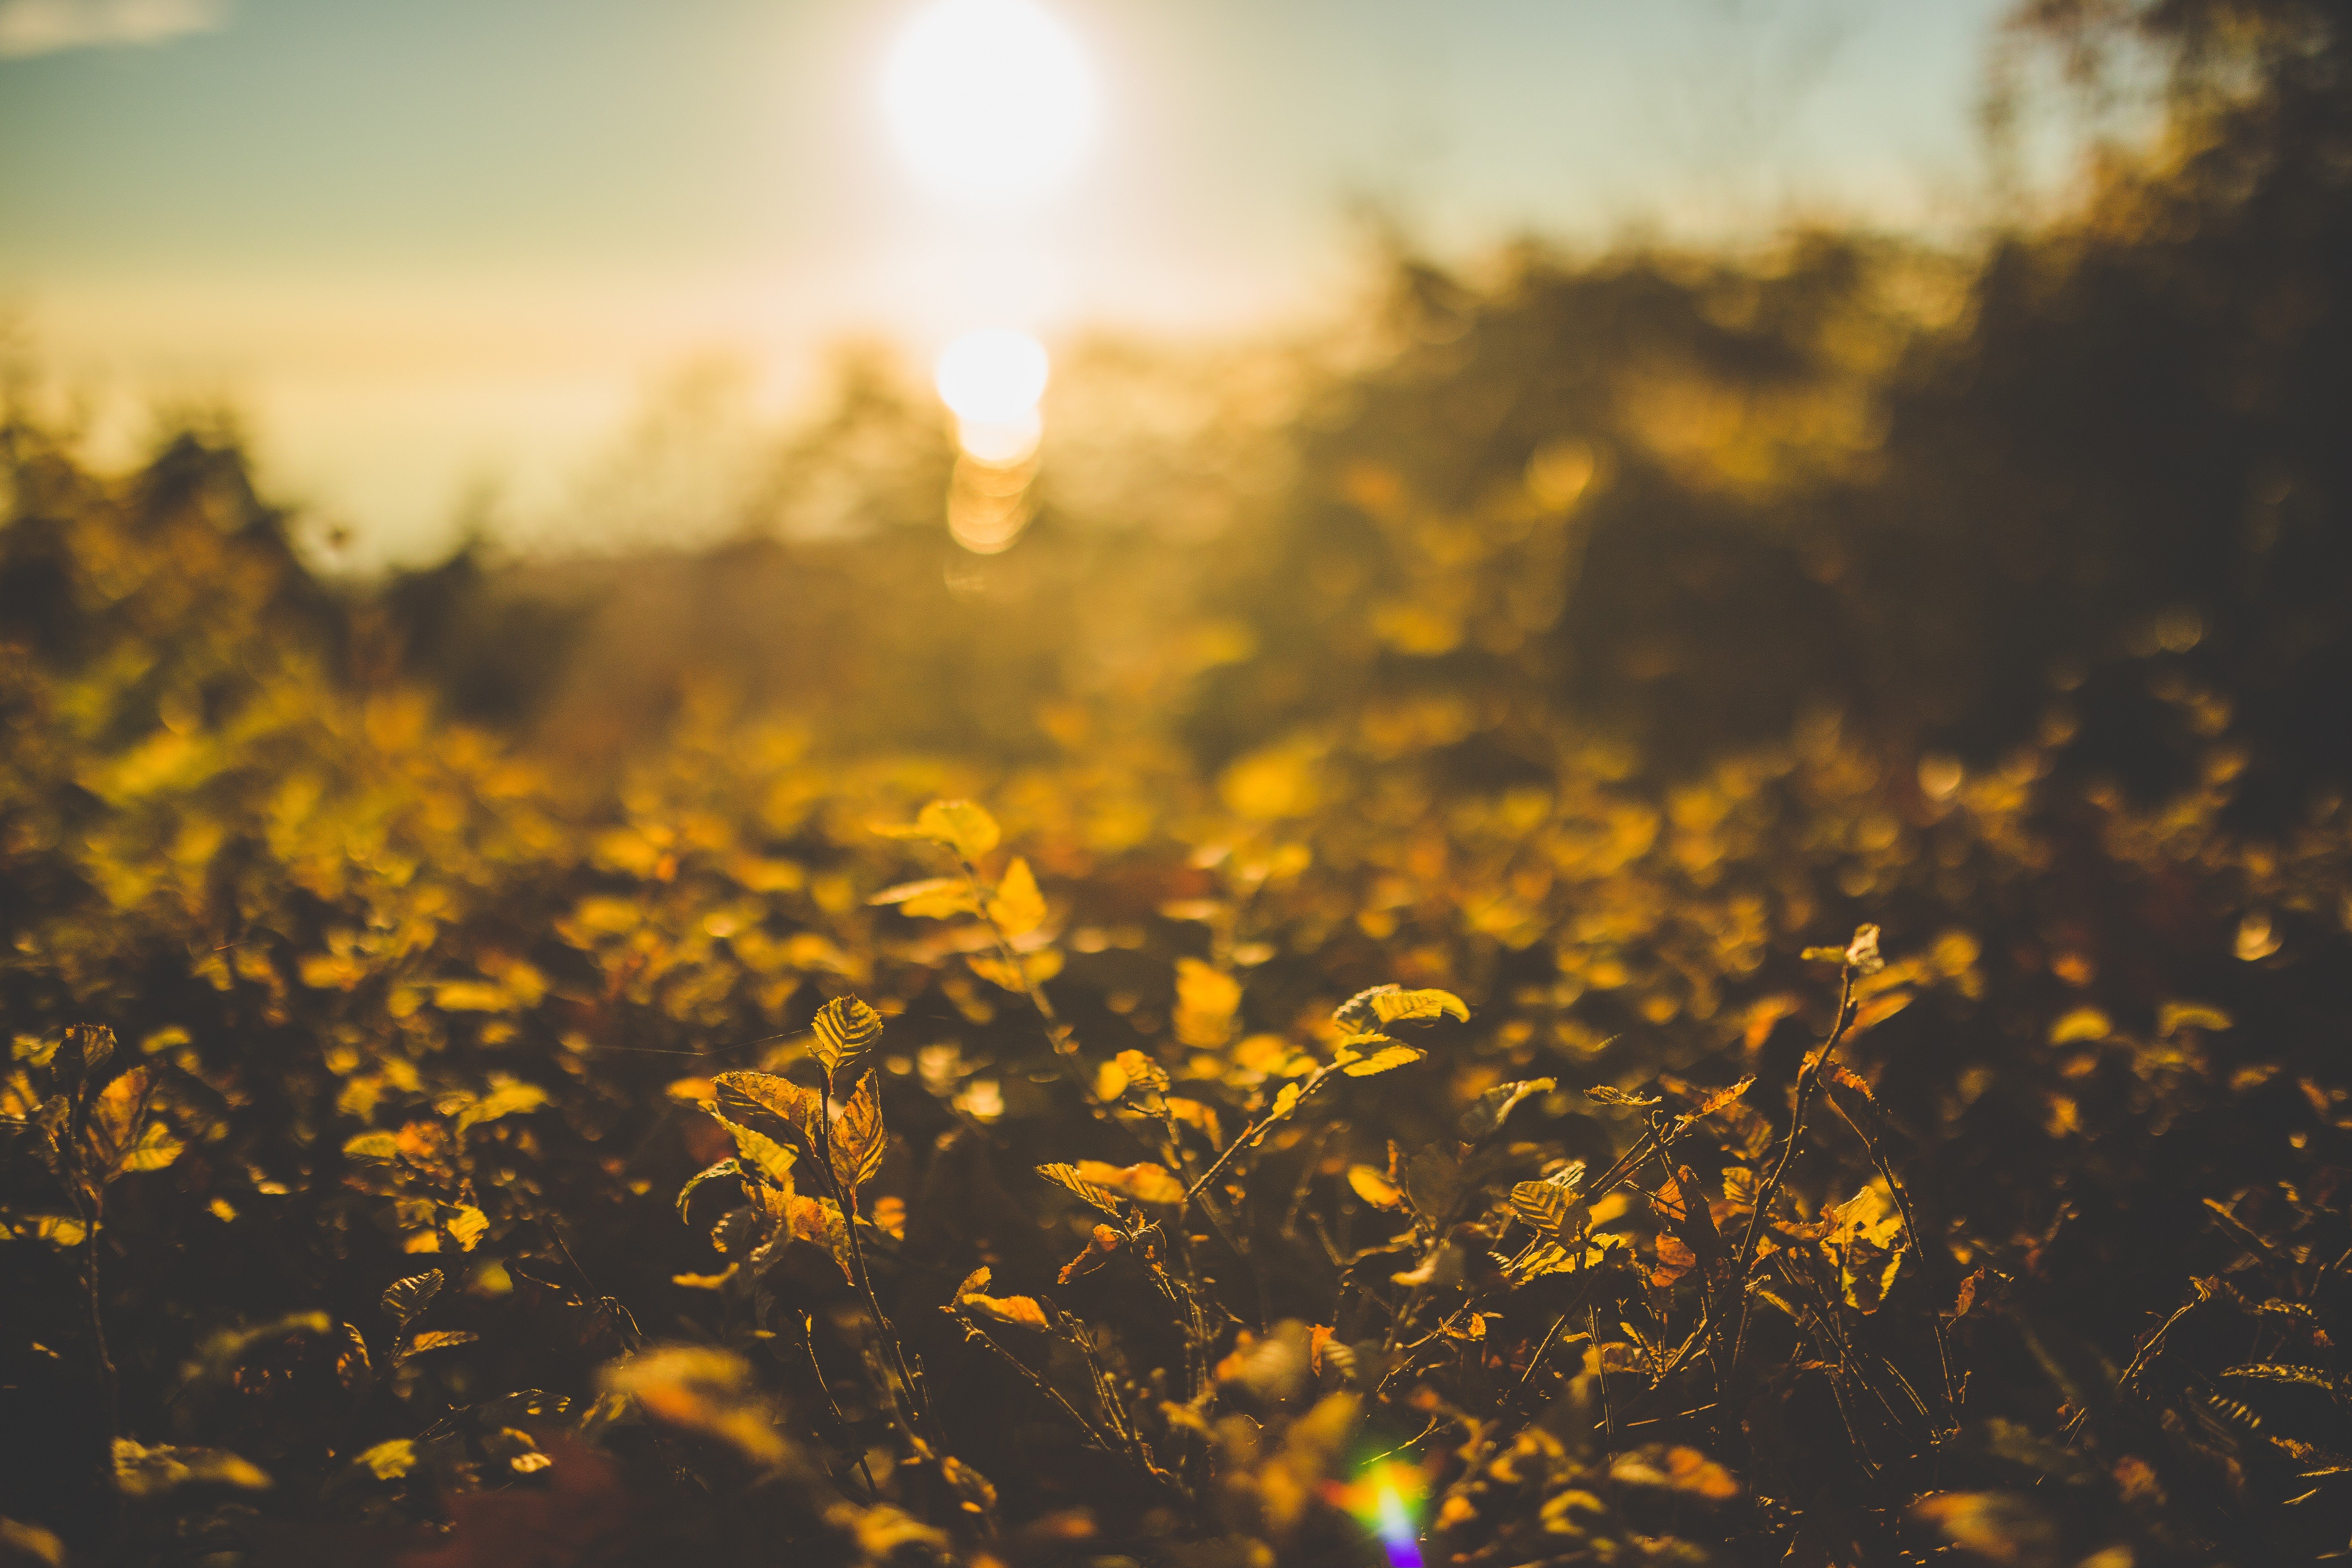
left=206, top=0, right=2340, bottom=833
left=4, top=2, right=2352, bottom=1561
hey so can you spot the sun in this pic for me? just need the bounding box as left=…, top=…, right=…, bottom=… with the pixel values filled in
left=882, top=0, right=1096, bottom=205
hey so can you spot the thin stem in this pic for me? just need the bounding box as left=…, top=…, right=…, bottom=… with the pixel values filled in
left=1825, top=1086, right=1957, bottom=1418
left=817, top=1092, right=935, bottom=1455
left=1725, top=967, right=1859, bottom=1384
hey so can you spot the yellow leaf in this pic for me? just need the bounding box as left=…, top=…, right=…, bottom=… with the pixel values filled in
left=116, top=1120, right=184, bottom=1174
left=354, top=1439, right=418, bottom=1480
left=1848, top=990, right=1914, bottom=1035
left=441, top=1206, right=489, bottom=1252
left=988, top=857, right=1047, bottom=938
left=113, top=1439, right=270, bottom=1496
left=881, top=799, right=1001, bottom=859
left=810, top=995, right=884, bottom=1087
left=343, top=1130, right=400, bottom=1162
left=1347, top=1165, right=1404, bottom=1209
left=961, top=1290, right=1049, bottom=1329
left=673, top=1265, right=739, bottom=1289
left=714, top=1070, right=823, bottom=1144
left=967, top=948, right=1062, bottom=991
left=710, top=1112, right=798, bottom=1189
left=1174, top=958, right=1241, bottom=1049
left=16, top=1214, right=87, bottom=1247
left=868, top=878, right=982, bottom=919
left=453, top=1080, right=547, bottom=1136
left=1074, top=1159, right=1185, bottom=1206
left=2048, top=1007, right=2113, bottom=1044
left=1340, top=1044, right=1426, bottom=1077
left=829, top=1070, right=887, bottom=1195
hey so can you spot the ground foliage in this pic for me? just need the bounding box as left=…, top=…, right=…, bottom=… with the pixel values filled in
left=6, top=3, right=2352, bottom=1565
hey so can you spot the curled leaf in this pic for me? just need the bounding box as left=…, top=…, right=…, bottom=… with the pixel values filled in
left=1334, top=985, right=1471, bottom=1031
left=1340, top=1044, right=1426, bottom=1078
left=677, top=1157, right=746, bottom=1223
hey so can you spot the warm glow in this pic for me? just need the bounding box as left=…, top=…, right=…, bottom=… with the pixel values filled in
left=935, top=328, right=1050, bottom=426
left=883, top=0, right=1096, bottom=204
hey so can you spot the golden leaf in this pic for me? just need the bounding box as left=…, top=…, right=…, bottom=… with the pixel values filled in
left=810, top=995, right=884, bottom=1088
left=1334, top=985, right=1470, bottom=1030
left=962, top=1290, right=1049, bottom=1329
left=1340, top=1044, right=1426, bottom=1078
left=829, top=1069, right=887, bottom=1195
left=988, top=857, right=1047, bottom=938
left=441, top=1206, right=489, bottom=1252
left=380, top=1270, right=443, bottom=1328
left=1347, top=1164, right=1404, bottom=1209
left=878, top=799, right=1001, bottom=860
left=967, top=948, right=1063, bottom=991
left=868, top=877, right=983, bottom=919
left=1037, top=1161, right=1129, bottom=1216
left=1075, top=1159, right=1185, bottom=1206
left=714, top=1070, right=823, bottom=1144
left=1651, top=1233, right=1700, bottom=1288
left=1510, top=1180, right=1588, bottom=1240
left=710, top=1112, right=797, bottom=1190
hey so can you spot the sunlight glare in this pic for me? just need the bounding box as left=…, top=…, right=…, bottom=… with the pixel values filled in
left=936, top=327, right=1049, bottom=429
left=883, top=0, right=1096, bottom=205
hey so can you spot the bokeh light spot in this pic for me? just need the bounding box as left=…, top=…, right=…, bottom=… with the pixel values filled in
left=883, top=0, right=1096, bottom=205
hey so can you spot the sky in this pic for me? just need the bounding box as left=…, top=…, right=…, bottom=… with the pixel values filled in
left=0, top=0, right=2037, bottom=565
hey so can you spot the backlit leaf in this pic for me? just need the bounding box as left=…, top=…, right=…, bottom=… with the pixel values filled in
left=1510, top=1180, right=1588, bottom=1240
left=710, top=1113, right=797, bottom=1189
left=380, top=1269, right=444, bottom=1328
left=677, top=1157, right=745, bottom=1222
left=714, top=1070, right=823, bottom=1145
left=1334, top=985, right=1470, bottom=1031
left=1348, top=1164, right=1405, bottom=1209
left=829, top=1069, right=886, bottom=1194
left=809, top=995, right=884, bottom=1088
left=401, top=1329, right=481, bottom=1360
left=1037, top=1162, right=1130, bottom=1217
left=441, top=1205, right=488, bottom=1252
left=987, top=856, right=1047, bottom=937
left=1340, top=1044, right=1426, bottom=1077
left=868, top=878, right=983, bottom=919
left=880, top=799, right=1001, bottom=860
left=113, top=1439, right=270, bottom=1496
left=453, top=1080, right=548, bottom=1136
left=1459, top=1077, right=1555, bottom=1139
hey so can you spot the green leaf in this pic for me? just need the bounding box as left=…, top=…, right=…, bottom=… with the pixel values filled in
left=677, top=1157, right=745, bottom=1222
left=809, top=995, right=884, bottom=1089
left=380, top=1269, right=444, bottom=1328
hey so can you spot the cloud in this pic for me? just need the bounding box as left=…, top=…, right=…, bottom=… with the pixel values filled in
left=0, top=0, right=230, bottom=59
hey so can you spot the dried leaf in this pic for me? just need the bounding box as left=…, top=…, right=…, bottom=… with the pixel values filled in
left=1058, top=1224, right=1122, bottom=1283
left=1075, top=1159, right=1185, bottom=1206
left=1651, top=1233, right=1700, bottom=1288
left=962, top=1290, right=1050, bottom=1329
left=1586, top=1084, right=1663, bottom=1109
left=1510, top=1180, right=1588, bottom=1241
left=1686, top=1075, right=1757, bottom=1121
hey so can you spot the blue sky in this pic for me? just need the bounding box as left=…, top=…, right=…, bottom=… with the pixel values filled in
left=0, top=0, right=2033, bottom=561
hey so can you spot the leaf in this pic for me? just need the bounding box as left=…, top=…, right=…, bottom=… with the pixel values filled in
left=960, top=1286, right=1050, bottom=1329
left=1831, top=1066, right=1876, bottom=1101
left=453, top=1080, right=548, bottom=1136
left=1037, top=1162, right=1130, bottom=1217
left=1510, top=1180, right=1588, bottom=1240
left=1849, top=990, right=1914, bottom=1034
left=1341, top=1044, right=1426, bottom=1077
left=115, top=1120, right=184, bottom=1174
left=809, top=995, right=885, bottom=1089
left=1585, top=1084, right=1663, bottom=1109
left=710, top=1112, right=798, bottom=1190
left=868, top=877, right=983, bottom=919
left=1075, top=1159, right=1185, bottom=1206
left=1058, top=1224, right=1123, bottom=1283
left=83, top=1066, right=150, bottom=1170
left=786, top=1193, right=854, bottom=1282
left=2222, top=1363, right=2343, bottom=1395
left=343, top=1130, right=400, bottom=1162
left=401, top=1329, right=481, bottom=1360
left=988, top=857, right=1047, bottom=937
left=380, top=1270, right=444, bottom=1328
left=968, top=948, right=1063, bottom=991
left=113, top=1439, right=270, bottom=1496
left=12, top=1213, right=87, bottom=1247
left=1686, top=1075, right=1757, bottom=1121
left=829, top=1069, right=887, bottom=1195
left=1264, top=1081, right=1304, bottom=1127
left=353, top=1439, right=419, bottom=1480
left=1403, top=1144, right=1463, bottom=1221
left=714, top=1070, right=823, bottom=1145
left=677, top=1158, right=745, bottom=1223
left=673, top=1265, right=738, bottom=1289
left=1348, top=1165, right=1405, bottom=1210
left=1844, top=924, right=1886, bottom=975
left=72, top=1025, right=114, bottom=1081
left=1459, top=1077, right=1555, bottom=1139
left=1651, top=1233, right=1700, bottom=1288
left=441, top=1206, right=489, bottom=1252
left=878, top=799, right=1001, bottom=859
left=1166, top=1096, right=1224, bottom=1148
left=1115, top=1048, right=1170, bottom=1097
left=1334, top=985, right=1470, bottom=1031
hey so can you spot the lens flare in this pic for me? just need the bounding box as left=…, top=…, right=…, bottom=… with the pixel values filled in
left=883, top=0, right=1096, bottom=205
left=1342, top=1461, right=1427, bottom=1568
left=935, top=328, right=1049, bottom=426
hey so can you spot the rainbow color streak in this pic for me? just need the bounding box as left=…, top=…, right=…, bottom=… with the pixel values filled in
left=1339, top=1461, right=1427, bottom=1568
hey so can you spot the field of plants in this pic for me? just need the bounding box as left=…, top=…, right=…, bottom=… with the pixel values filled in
left=6, top=3, right=2352, bottom=1565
